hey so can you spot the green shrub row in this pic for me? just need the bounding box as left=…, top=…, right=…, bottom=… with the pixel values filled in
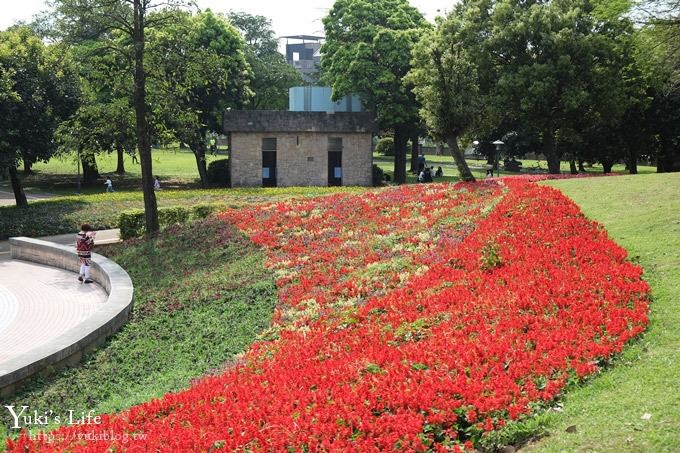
left=119, top=204, right=220, bottom=239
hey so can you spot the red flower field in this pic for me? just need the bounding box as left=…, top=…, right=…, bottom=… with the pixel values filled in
left=7, top=177, right=649, bottom=452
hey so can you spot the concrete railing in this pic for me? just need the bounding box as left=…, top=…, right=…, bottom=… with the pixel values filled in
left=0, top=237, right=133, bottom=397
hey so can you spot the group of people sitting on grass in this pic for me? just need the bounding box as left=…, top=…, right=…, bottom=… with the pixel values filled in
left=417, top=153, right=444, bottom=183
left=418, top=165, right=444, bottom=183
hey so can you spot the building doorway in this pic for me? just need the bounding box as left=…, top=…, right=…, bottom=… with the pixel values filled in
left=262, top=137, right=277, bottom=187
left=328, top=137, right=342, bottom=186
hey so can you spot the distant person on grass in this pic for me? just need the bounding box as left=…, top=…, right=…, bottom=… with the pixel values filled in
left=154, top=175, right=161, bottom=191
left=435, top=166, right=443, bottom=177
left=105, top=177, right=114, bottom=192
left=76, top=224, right=96, bottom=284
left=417, top=152, right=426, bottom=174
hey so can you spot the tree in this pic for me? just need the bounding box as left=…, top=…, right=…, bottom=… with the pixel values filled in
left=0, top=26, right=79, bottom=207
left=52, top=0, right=190, bottom=236
left=407, top=17, right=478, bottom=182
left=456, top=0, right=640, bottom=174
left=322, top=0, right=428, bottom=184
left=148, top=10, right=252, bottom=186
left=635, top=9, right=680, bottom=172
left=56, top=36, right=137, bottom=182
left=228, top=11, right=303, bottom=110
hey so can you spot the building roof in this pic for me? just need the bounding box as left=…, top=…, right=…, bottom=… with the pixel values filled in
left=280, top=35, right=324, bottom=41
left=223, top=111, right=378, bottom=134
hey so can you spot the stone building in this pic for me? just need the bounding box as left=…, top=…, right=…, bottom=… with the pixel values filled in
left=223, top=111, right=377, bottom=188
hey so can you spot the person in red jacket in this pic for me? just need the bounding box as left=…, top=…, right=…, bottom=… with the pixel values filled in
left=76, top=224, right=96, bottom=283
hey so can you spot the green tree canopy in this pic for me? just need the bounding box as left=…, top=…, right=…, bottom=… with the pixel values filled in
left=228, top=11, right=303, bottom=110
left=55, top=35, right=138, bottom=182
left=52, top=0, right=190, bottom=236
left=321, top=0, right=429, bottom=184
left=407, top=17, right=479, bottom=181
left=148, top=10, right=252, bottom=186
left=453, top=0, right=644, bottom=174
left=0, top=26, right=80, bottom=206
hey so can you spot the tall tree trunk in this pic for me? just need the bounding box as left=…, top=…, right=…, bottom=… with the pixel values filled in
left=393, top=125, right=408, bottom=184
left=81, top=152, right=100, bottom=184
left=578, top=159, right=585, bottom=172
left=602, top=160, right=614, bottom=173
left=23, top=160, right=33, bottom=175
left=116, top=144, right=126, bottom=174
left=133, top=0, right=159, bottom=237
left=446, top=135, right=475, bottom=182
left=627, top=150, right=638, bottom=175
left=9, top=166, right=28, bottom=207
left=543, top=125, right=560, bottom=174
left=409, top=133, right=418, bottom=173
left=191, top=141, right=209, bottom=187
left=569, top=157, right=577, bottom=174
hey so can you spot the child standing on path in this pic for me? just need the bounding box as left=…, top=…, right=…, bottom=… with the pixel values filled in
left=76, top=224, right=96, bottom=284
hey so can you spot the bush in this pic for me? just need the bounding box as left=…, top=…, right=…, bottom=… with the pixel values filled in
left=372, top=164, right=385, bottom=187
left=158, top=206, right=190, bottom=226
left=119, top=210, right=146, bottom=240
left=119, top=204, right=223, bottom=239
left=375, top=137, right=394, bottom=156
left=207, top=159, right=230, bottom=187
left=192, top=204, right=219, bottom=219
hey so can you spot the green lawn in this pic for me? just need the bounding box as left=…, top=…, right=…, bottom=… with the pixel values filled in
left=0, top=217, right=278, bottom=443
left=21, top=148, right=227, bottom=195
left=12, top=149, right=657, bottom=196
left=373, top=153, right=657, bottom=183
left=0, top=186, right=365, bottom=240
left=516, top=173, right=680, bottom=452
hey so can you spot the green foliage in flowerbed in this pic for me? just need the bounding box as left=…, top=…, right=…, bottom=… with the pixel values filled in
left=0, top=217, right=277, bottom=438
left=0, top=186, right=366, bottom=240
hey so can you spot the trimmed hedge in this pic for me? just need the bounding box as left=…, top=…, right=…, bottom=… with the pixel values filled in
left=119, top=204, right=222, bottom=239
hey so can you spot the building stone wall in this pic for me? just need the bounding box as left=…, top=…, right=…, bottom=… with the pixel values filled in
left=230, top=132, right=372, bottom=187
left=341, top=133, right=373, bottom=186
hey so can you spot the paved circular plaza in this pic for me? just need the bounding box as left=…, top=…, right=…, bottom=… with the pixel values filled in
left=0, top=259, right=108, bottom=368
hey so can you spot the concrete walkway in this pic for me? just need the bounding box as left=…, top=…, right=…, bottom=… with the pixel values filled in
left=0, top=230, right=120, bottom=371
left=0, top=260, right=108, bottom=366
left=0, top=188, right=55, bottom=207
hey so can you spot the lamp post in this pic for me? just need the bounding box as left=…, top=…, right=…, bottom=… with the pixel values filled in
left=472, top=140, right=480, bottom=161
left=492, top=140, right=504, bottom=177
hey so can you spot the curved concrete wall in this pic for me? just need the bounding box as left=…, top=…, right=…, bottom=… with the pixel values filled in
left=0, top=237, right=133, bottom=397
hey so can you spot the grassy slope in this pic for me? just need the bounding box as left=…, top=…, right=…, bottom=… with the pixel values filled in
left=0, top=217, right=277, bottom=441
left=523, top=173, right=680, bottom=452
